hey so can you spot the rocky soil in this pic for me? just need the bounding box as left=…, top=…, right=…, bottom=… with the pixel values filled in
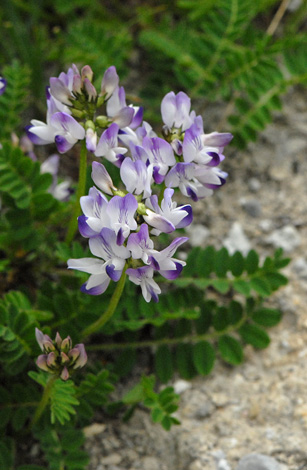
left=84, top=87, right=307, bottom=470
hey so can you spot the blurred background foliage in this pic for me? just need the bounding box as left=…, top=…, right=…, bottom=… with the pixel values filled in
left=0, top=0, right=307, bottom=148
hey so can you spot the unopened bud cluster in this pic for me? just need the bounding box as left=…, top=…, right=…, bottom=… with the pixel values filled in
left=35, top=328, right=87, bottom=381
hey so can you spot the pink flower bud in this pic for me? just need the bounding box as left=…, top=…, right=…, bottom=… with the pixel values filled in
left=84, top=78, right=97, bottom=102
left=60, top=352, right=70, bottom=364
left=73, top=74, right=82, bottom=95
left=60, top=366, right=70, bottom=381
left=36, top=354, right=49, bottom=372
left=61, top=336, right=72, bottom=352
left=81, top=65, right=94, bottom=83
left=70, top=344, right=87, bottom=369
left=55, top=332, right=62, bottom=349
left=47, top=352, right=57, bottom=368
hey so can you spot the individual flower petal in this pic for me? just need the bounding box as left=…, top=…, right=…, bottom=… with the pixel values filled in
left=126, top=266, right=161, bottom=303
left=94, top=123, right=127, bottom=162
left=49, top=77, right=73, bottom=105
left=120, top=157, right=153, bottom=198
left=100, top=66, right=119, bottom=99
left=86, top=128, right=97, bottom=153
left=91, top=161, right=116, bottom=195
left=161, top=91, right=193, bottom=130
left=149, top=237, right=188, bottom=278
left=127, top=223, right=156, bottom=264
left=107, top=194, right=138, bottom=243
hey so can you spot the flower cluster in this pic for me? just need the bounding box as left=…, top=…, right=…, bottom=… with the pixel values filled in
left=35, top=328, right=87, bottom=381
left=28, top=64, right=232, bottom=302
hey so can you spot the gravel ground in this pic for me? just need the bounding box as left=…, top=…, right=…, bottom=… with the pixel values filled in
left=84, top=87, right=307, bottom=470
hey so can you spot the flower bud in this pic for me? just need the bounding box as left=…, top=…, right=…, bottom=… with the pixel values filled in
left=84, top=78, right=97, bottom=102
left=35, top=328, right=87, bottom=380
left=36, top=354, right=49, bottom=372
left=81, top=65, right=94, bottom=83
left=73, top=74, right=82, bottom=95
left=60, top=366, right=70, bottom=381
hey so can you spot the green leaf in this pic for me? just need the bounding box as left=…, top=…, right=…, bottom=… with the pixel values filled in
left=233, top=279, right=251, bottom=296
left=175, top=343, right=197, bottom=379
left=155, top=345, right=173, bottom=383
left=239, top=323, right=270, bottom=349
left=252, top=308, right=282, bottom=327
left=211, top=279, right=230, bottom=294
left=228, top=300, right=243, bottom=324
left=192, top=341, right=215, bottom=375
left=218, top=335, right=244, bottom=365
left=245, top=250, right=259, bottom=274
left=230, top=251, right=244, bottom=276
left=212, top=306, right=229, bottom=331
left=250, top=277, right=271, bottom=296
left=214, top=247, right=229, bottom=277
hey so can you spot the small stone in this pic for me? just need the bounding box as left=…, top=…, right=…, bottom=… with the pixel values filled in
left=83, top=423, right=106, bottom=438
left=292, top=257, right=307, bottom=279
left=141, top=456, right=160, bottom=470
left=100, top=453, right=122, bottom=465
left=265, top=225, right=300, bottom=252
left=189, top=461, right=204, bottom=470
left=259, top=219, right=274, bottom=233
left=237, top=453, right=284, bottom=470
left=240, top=198, right=261, bottom=217
left=173, top=379, right=192, bottom=394
left=223, top=222, right=251, bottom=255
left=186, top=224, right=210, bottom=247
left=248, top=177, right=261, bottom=192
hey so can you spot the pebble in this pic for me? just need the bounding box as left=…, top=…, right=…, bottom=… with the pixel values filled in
left=173, top=379, right=192, bottom=394
left=186, top=224, right=210, bottom=247
left=239, top=198, right=262, bottom=217
left=83, top=423, right=106, bottom=438
left=236, top=453, right=284, bottom=470
left=248, top=177, right=261, bottom=192
left=141, top=456, right=161, bottom=470
left=99, top=454, right=122, bottom=465
left=265, top=225, right=301, bottom=252
left=292, top=257, right=307, bottom=279
left=223, top=222, right=251, bottom=255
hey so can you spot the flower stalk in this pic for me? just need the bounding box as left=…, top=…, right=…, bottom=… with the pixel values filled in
left=81, top=265, right=127, bottom=339
left=30, top=374, right=57, bottom=429
left=65, top=139, right=88, bottom=244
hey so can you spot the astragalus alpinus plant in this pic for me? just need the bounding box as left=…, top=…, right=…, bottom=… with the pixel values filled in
left=0, top=64, right=289, bottom=470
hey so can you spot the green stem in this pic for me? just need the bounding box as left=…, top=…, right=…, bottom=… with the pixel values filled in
left=86, top=313, right=247, bottom=352
left=65, top=140, right=88, bottom=244
left=81, top=266, right=127, bottom=339
left=30, top=375, right=57, bottom=429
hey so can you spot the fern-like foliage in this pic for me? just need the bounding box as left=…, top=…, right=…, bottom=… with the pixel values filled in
left=122, top=375, right=180, bottom=431
left=0, top=143, right=59, bottom=256
left=138, top=0, right=307, bottom=147
left=35, top=426, right=89, bottom=470
left=0, top=291, right=42, bottom=375
left=0, top=61, right=31, bottom=140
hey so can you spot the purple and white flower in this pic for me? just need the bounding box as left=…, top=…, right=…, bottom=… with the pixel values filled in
left=106, top=86, right=134, bottom=128
left=120, top=157, right=153, bottom=198
left=149, top=237, right=188, bottom=279
left=144, top=188, right=192, bottom=235
left=100, top=66, right=119, bottom=100
left=94, top=123, right=127, bottom=164
left=161, top=91, right=194, bottom=131
left=107, top=194, right=138, bottom=245
left=68, top=228, right=130, bottom=294
left=127, top=223, right=156, bottom=264
left=142, top=136, right=176, bottom=183
left=126, top=266, right=161, bottom=303
left=78, top=187, right=109, bottom=237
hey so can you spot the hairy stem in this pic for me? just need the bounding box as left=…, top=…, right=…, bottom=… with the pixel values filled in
left=30, top=375, right=57, bottom=429
left=65, top=140, right=88, bottom=244
left=86, top=313, right=248, bottom=351
left=81, top=266, right=127, bottom=339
